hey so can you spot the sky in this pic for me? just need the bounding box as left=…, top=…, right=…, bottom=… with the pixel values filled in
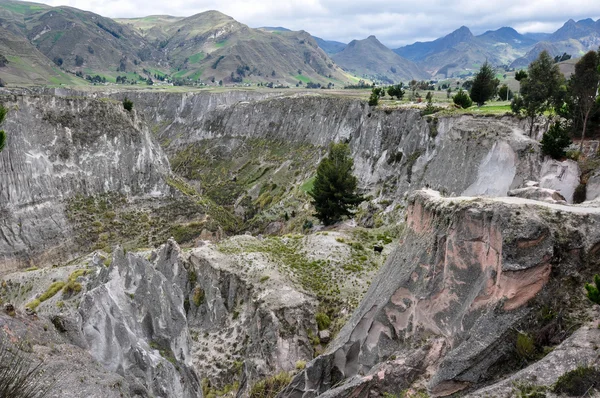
left=33, top=0, right=600, bottom=48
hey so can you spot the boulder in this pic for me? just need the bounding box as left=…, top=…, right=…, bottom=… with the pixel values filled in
left=539, top=158, right=580, bottom=203
left=318, top=330, right=331, bottom=344
left=507, top=186, right=567, bottom=204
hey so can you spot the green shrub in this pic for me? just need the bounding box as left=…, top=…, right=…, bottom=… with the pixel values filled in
left=40, top=282, right=65, bottom=300
left=541, top=121, right=572, bottom=160
left=553, top=366, right=600, bottom=395
left=585, top=274, right=600, bottom=305
left=0, top=333, right=53, bottom=397
left=122, top=97, right=133, bottom=112
left=453, top=89, right=472, bottom=109
left=516, top=332, right=536, bottom=360
left=315, top=312, right=331, bottom=331
left=249, top=372, right=292, bottom=398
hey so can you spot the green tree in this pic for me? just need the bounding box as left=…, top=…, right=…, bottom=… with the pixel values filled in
left=540, top=121, right=572, bottom=159
left=515, top=51, right=564, bottom=136
left=453, top=89, right=472, bottom=109
left=0, top=104, right=7, bottom=152
left=515, top=70, right=528, bottom=82
left=368, top=87, right=384, bottom=106
left=122, top=97, right=133, bottom=112
left=387, top=83, right=405, bottom=99
left=309, top=142, right=364, bottom=225
left=498, top=84, right=514, bottom=101
left=469, top=61, right=500, bottom=106
left=585, top=274, right=600, bottom=305
left=567, top=50, right=600, bottom=152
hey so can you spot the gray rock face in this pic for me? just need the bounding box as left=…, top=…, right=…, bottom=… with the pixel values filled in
left=185, top=240, right=317, bottom=393
left=80, top=241, right=200, bottom=398
left=110, top=91, right=542, bottom=200
left=0, top=94, right=170, bottom=273
left=539, top=158, right=580, bottom=203
left=586, top=169, right=600, bottom=202
left=278, top=190, right=600, bottom=397
left=466, top=318, right=600, bottom=397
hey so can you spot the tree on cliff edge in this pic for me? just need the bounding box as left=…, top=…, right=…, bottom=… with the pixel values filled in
left=0, top=104, right=7, bottom=152
left=309, top=142, right=364, bottom=226
left=469, top=61, right=500, bottom=106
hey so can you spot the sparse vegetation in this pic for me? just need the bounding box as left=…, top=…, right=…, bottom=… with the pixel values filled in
left=516, top=332, right=536, bottom=361
left=0, top=333, right=53, bottom=398
left=553, top=366, right=600, bottom=395
left=315, top=312, right=331, bottom=331
left=512, top=381, right=547, bottom=398
left=249, top=372, right=292, bottom=398
left=193, top=286, right=205, bottom=307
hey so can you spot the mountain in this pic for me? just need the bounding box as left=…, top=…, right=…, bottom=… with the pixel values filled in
left=393, top=26, right=519, bottom=77
left=313, top=36, right=346, bottom=55
left=127, top=10, right=348, bottom=85
left=477, top=27, right=537, bottom=48
left=395, top=26, right=474, bottom=61
left=548, top=18, right=599, bottom=41
left=332, top=35, right=428, bottom=83
left=0, top=1, right=349, bottom=87
left=510, top=19, right=600, bottom=68
left=0, top=0, right=163, bottom=83
left=0, top=25, right=83, bottom=85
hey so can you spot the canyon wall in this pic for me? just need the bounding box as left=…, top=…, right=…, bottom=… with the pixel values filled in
left=279, top=190, right=600, bottom=397
left=0, top=93, right=170, bottom=272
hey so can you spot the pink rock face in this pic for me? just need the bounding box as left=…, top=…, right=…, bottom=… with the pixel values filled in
left=394, top=197, right=552, bottom=342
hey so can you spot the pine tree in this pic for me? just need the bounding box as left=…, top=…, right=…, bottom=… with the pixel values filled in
left=309, top=143, right=364, bottom=226
left=0, top=104, right=7, bottom=152
left=469, top=61, right=500, bottom=106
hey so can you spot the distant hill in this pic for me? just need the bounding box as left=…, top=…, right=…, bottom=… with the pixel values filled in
left=333, top=35, right=428, bottom=82
left=313, top=36, right=346, bottom=55
left=0, top=25, right=83, bottom=85
left=0, top=0, right=163, bottom=84
left=125, top=10, right=348, bottom=85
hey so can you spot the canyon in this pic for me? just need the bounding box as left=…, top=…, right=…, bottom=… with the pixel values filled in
left=0, top=88, right=598, bottom=397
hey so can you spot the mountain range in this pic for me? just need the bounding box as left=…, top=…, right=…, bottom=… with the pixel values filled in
left=0, top=0, right=599, bottom=86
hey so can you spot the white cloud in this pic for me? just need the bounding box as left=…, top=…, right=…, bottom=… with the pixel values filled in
left=34, top=0, right=600, bottom=47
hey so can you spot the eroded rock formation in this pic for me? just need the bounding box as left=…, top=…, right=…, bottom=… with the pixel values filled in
left=279, top=190, right=600, bottom=397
